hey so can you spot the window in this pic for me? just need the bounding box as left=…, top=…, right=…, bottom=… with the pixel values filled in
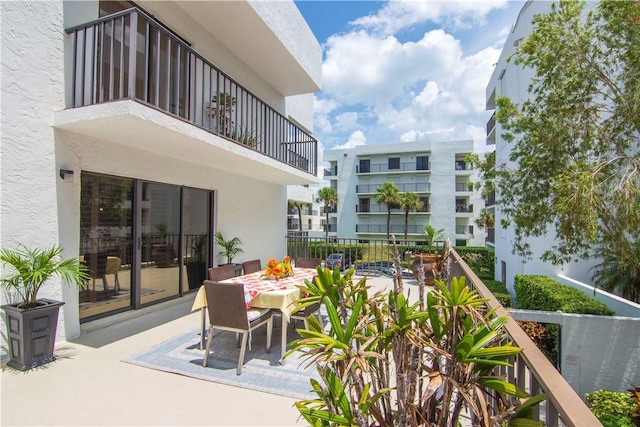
left=388, top=157, right=400, bottom=170
left=359, top=159, right=370, bottom=173
left=416, top=156, right=428, bottom=170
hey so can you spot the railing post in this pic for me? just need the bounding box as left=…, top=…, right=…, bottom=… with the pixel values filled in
left=128, top=10, right=138, bottom=100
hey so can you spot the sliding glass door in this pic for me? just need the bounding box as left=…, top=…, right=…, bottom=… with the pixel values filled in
left=79, top=172, right=212, bottom=321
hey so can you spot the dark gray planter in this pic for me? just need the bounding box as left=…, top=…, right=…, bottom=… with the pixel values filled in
left=2, top=298, right=64, bottom=371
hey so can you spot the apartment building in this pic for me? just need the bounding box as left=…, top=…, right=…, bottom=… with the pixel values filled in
left=486, top=1, right=598, bottom=292
left=323, top=141, right=485, bottom=246
left=286, top=185, right=324, bottom=235
left=0, top=0, right=321, bottom=340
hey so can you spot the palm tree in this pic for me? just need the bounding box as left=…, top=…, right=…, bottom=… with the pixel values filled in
left=288, top=200, right=311, bottom=232
left=422, top=224, right=447, bottom=254
left=316, top=187, right=338, bottom=238
left=399, top=192, right=422, bottom=244
left=375, top=182, right=401, bottom=239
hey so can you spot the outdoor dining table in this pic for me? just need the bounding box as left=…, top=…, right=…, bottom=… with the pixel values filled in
left=191, top=267, right=317, bottom=364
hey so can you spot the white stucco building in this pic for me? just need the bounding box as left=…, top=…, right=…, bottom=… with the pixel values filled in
left=323, top=141, right=486, bottom=246
left=486, top=1, right=602, bottom=292
left=0, top=0, right=321, bottom=342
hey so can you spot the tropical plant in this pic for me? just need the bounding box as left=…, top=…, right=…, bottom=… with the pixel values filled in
left=629, top=384, right=640, bottom=426
left=287, top=248, right=545, bottom=426
left=492, top=1, right=640, bottom=274
left=374, top=181, right=401, bottom=239
left=231, top=125, right=259, bottom=148
left=0, top=244, right=89, bottom=309
left=288, top=200, right=312, bottom=233
left=475, top=207, right=495, bottom=230
left=214, top=232, right=244, bottom=265
left=591, top=240, right=640, bottom=303
left=211, top=92, right=236, bottom=137
left=399, top=191, right=422, bottom=244
left=316, top=187, right=338, bottom=238
left=189, top=234, right=207, bottom=263
left=422, top=224, right=446, bottom=254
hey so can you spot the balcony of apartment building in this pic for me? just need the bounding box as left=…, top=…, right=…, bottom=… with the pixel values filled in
left=455, top=181, right=473, bottom=193
left=455, top=224, right=474, bottom=238
left=356, top=182, right=431, bottom=195
left=56, top=5, right=319, bottom=185
left=485, top=189, right=496, bottom=207
left=486, top=111, right=496, bottom=145
left=356, top=156, right=430, bottom=175
left=355, top=224, right=424, bottom=235
left=454, top=158, right=473, bottom=174
left=324, top=165, right=338, bottom=179
left=321, top=206, right=338, bottom=215
left=455, top=198, right=474, bottom=215
left=486, top=227, right=495, bottom=245
left=287, top=207, right=317, bottom=216
left=356, top=201, right=430, bottom=215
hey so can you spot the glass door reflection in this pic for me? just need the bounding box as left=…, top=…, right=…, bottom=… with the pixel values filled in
left=140, top=182, right=181, bottom=304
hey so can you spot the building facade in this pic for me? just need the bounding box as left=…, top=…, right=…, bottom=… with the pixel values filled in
left=0, top=0, right=321, bottom=342
left=323, top=141, right=485, bottom=246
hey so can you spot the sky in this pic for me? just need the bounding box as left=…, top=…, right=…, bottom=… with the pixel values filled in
left=293, top=0, right=525, bottom=153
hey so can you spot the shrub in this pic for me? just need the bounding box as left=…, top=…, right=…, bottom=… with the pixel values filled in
left=586, top=389, right=635, bottom=426
left=516, top=321, right=557, bottom=365
left=514, top=275, right=614, bottom=315
left=455, top=246, right=495, bottom=277
left=483, top=279, right=512, bottom=308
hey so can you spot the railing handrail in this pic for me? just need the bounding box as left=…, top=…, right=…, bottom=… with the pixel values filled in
left=448, top=248, right=602, bottom=426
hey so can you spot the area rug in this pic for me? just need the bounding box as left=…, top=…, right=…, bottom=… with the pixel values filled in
left=122, top=325, right=319, bottom=400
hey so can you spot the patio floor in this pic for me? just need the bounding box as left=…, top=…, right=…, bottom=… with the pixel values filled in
left=1, top=275, right=410, bottom=426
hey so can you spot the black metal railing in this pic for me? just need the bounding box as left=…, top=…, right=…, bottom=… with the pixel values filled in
left=356, top=183, right=431, bottom=193
left=486, top=190, right=496, bottom=206
left=65, top=8, right=317, bottom=176
left=487, top=227, right=495, bottom=243
left=486, top=112, right=496, bottom=136
left=355, top=224, right=424, bottom=234
left=356, top=204, right=430, bottom=214
left=356, top=162, right=429, bottom=174
left=324, top=166, right=338, bottom=177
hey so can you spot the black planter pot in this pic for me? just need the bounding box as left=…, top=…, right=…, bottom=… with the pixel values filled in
left=186, top=261, right=207, bottom=290
left=2, top=298, right=64, bottom=371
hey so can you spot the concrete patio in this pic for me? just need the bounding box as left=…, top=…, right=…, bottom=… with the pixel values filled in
left=1, top=275, right=410, bottom=426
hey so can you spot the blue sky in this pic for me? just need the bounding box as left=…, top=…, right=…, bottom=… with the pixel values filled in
left=294, top=1, right=525, bottom=153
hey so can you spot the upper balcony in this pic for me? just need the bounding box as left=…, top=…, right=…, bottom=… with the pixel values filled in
left=356, top=161, right=430, bottom=175
left=56, top=7, right=319, bottom=185
left=356, top=183, right=431, bottom=194
left=486, top=112, right=496, bottom=145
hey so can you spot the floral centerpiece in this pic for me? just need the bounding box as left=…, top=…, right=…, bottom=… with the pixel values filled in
left=262, top=256, right=293, bottom=280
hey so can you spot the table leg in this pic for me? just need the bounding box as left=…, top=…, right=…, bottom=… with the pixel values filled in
left=280, top=315, right=288, bottom=365
left=201, top=307, right=206, bottom=350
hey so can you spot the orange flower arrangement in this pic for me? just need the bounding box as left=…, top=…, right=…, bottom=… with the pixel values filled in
left=263, top=255, right=293, bottom=279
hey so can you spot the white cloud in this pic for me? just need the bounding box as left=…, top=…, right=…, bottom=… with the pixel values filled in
left=414, top=81, right=439, bottom=107
left=334, top=130, right=367, bottom=149
left=351, top=0, right=509, bottom=35
left=313, top=1, right=518, bottom=147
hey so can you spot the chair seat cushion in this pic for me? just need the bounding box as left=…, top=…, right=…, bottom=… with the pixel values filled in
left=247, top=307, right=270, bottom=322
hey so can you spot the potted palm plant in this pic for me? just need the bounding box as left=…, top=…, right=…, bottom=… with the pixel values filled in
left=0, top=244, right=89, bottom=370
left=186, top=235, right=207, bottom=290
left=214, top=232, right=243, bottom=266
left=411, top=224, right=447, bottom=284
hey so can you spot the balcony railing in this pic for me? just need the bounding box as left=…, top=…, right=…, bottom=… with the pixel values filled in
left=356, top=204, right=430, bottom=214
left=65, top=8, right=317, bottom=176
left=356, top=224, right=424, bottom=234
left=486, top=112, right=496, bottom=136
left=455, top=182, right=473, bottom=192
left=356, top=162, right=429, bottom=174
left=455, top=160, right=472, bottom=171
left=486, top=189, right=496, bottom=206
left=324, top=166, right=338, bottom=177
left=455, top=204, right=473, bottom=213
left=321, top=206, right=337, bottom=214
left=356, top=182, right=431, bottom=193
left=448, top=249, right=601, bottom=426
left=287, top=208, right=317, bottom=216
left=455, top=225, right=473, bottom=235
left=487, top=227, right=495, bottom=243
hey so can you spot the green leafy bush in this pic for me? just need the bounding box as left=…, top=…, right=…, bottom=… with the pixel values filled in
left=586, top=389, right=635, bottom=426
left=514, top=275, right=614, bottom=315
left=455, top=246, right=495, bottom=277
left=483, top=279, right=513, bottom=308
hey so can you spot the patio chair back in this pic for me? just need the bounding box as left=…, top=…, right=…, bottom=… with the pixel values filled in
left=295, top=257, right=322, bottom=269
left=204, top=281, right=250, bottom=330
left=242, top=259, right=262, bottom=274
left=208, top=264, right=236, bottom=282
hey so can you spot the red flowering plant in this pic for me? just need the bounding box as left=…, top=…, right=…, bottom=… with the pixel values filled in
left=263, top=256, right=293, bottom=279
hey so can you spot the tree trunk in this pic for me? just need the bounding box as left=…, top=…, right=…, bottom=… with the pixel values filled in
left=387, top=207, right=391, bottom=239
left=297, top=206, right=303, bottom=232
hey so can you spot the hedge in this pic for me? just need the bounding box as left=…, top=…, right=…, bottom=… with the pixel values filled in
left=483, top=279, right=512, bottom=308
left=514, top=275, right=614, bottom=315
left=585, top=389, right=636, bottom=427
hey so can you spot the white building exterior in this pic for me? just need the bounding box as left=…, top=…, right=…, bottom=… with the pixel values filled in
left=0, top=0, right=321, bottom=342
left=486, top=1, right=602, bottom=293
left=323, top=141, right=486, bottom=246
